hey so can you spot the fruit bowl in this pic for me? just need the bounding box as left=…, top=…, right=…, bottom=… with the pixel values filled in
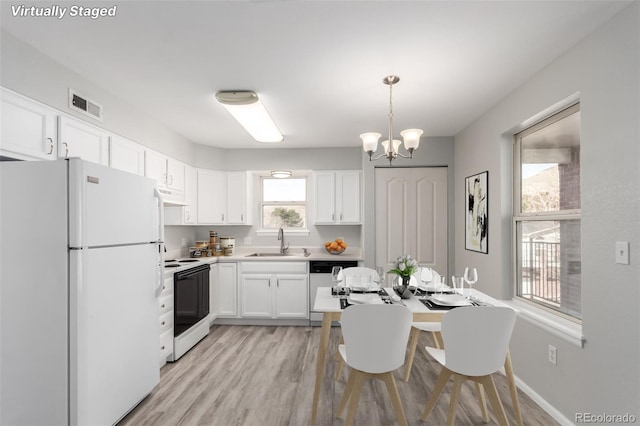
left=326, top=247, right=346, bottom=255
left=325, top=238, right=347, bottom=255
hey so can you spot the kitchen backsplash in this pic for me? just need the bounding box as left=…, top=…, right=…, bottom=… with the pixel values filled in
left=165, top=224, right=361, bottom=258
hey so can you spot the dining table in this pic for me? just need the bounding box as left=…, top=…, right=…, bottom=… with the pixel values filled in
left=310, top=286, right=523, bottom=426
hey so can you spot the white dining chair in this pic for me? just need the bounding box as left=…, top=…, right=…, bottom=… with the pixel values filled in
left=336, top=303, right=412, bottom=426
left=335, top=266, right=380, bottom=380
left=421, top=306, right=517, bottom=426
left=403, top=267, right=443, bottom=382
left=404, top=321, right=442, bottom=381
left=339, top=266, right=379, bottom=289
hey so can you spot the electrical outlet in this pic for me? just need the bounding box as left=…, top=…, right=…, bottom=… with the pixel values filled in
left=181, top=238, right=187, bottom=247
left=548, top=344, right=557, bottom=365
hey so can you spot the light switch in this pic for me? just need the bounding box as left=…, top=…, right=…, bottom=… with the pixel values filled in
left=615, top=241, right=630, bottom=265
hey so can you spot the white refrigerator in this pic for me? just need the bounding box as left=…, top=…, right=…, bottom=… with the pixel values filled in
left=1, top=158, right=164, bottom=425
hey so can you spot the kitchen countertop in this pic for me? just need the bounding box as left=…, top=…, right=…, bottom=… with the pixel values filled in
left=164, top=247, right=362, bottom=276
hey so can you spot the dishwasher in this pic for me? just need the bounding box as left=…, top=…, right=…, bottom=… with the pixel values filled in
left=309, top=260, right=358, bottom=325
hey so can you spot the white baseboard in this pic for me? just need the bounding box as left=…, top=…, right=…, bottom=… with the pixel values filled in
left=512, top=374, right=575, bottom=426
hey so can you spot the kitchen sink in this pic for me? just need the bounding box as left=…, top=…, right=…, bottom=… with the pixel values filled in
left=246, top=252, right=309, bottom=257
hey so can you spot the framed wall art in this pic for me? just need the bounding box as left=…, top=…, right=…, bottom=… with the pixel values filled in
left=465, top=171, right=488, bottom=253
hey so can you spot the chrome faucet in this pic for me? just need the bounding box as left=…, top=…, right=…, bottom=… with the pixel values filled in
left=278, top=227, right=289, bottom=254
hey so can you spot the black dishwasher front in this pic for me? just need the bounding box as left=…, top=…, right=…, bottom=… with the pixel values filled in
left=309, top=260, right=358, bottom=324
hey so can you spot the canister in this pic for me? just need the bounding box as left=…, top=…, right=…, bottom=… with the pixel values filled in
left=219, top=237, right=235, bottom=248
left=209, top=230, right=217, bottom=245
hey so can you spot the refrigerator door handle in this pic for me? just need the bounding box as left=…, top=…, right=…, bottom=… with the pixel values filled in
left=153, top=187, right=165, bottom=244
left=153, top=188, right=165, bottom=297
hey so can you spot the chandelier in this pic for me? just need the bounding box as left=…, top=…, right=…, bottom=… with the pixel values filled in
left=360, top=75, right=423, bottom=165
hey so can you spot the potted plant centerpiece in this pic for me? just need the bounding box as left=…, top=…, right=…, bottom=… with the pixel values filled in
left=388, top=254, right=419, bottom=299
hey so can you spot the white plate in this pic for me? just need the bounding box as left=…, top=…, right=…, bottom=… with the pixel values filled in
left=431, top=294, right=471, bottom=306
left=348, top=294, right=383, bottom=304
left=422, top=283, right=450, bottom=292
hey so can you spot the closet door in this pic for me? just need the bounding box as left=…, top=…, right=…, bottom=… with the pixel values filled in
left=375, top=167, right=448, bottom=276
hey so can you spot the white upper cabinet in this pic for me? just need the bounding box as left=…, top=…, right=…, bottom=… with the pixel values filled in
left=314, top=172, right=336, bottom=224
left=226, top=171, right=251, bottom=224
left=182, top=165, right=197, bottom=224
left=314, top=170, right=361, bottom=224
left=167, top=158, right=185, bottom=193
left=197, top=170, right=252, bottom=225
left=145, top=149, right=185, bottom=203
left=109, top=135, right=145, bottom=176
left=1, top=88, right=58, bottom=160
left=165, top=164, right=197, bottom=225
left=58, top=115, right=109, bottom=166
left=197, top=169, right=226, bottom=224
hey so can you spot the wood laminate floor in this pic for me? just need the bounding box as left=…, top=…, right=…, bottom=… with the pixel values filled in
left=119, top=325, right=558, bottom=426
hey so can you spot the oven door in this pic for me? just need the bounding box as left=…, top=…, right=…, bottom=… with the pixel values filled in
left=174, top=264, right=210, bottom=337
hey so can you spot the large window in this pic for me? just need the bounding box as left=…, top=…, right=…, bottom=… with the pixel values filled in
left=514, top=103, right=581, bottom=321
left=260, top=176, right=307, bottom=229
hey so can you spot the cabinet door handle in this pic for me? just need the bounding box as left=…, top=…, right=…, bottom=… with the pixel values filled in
left=161, top=304, right=165, bottom=309
left=161, top=345, right=165, bottom=350
left=340, top=213, right=343, bottom=221
left=63, top=142, right=69, bottom=157
left=168, top=174, right=173, bottom=185
left=185, top=211, right=190, bottom=221
left=241, top=214, right=244, bottom=222
left=161, top=321, right=166, bottom=326
left=162, top=173, right=168, bottom=185
left=46, top=138, right=54, bottom=155
left=221, top=214, right=225, bottom=222
left=332, top=213, right=335, bottom=221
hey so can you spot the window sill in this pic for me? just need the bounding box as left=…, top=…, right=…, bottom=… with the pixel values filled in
left=504, top=299, right=585, bottom=348
left=255, top=229, right=310, bottom=237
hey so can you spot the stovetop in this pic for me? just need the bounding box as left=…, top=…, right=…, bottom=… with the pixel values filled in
left=164, top=258, right=204, bottom=269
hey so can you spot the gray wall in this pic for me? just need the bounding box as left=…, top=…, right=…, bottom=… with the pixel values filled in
left=194, top=145, right=361, bottom=171
left=454, top=2, right=639, bottom=420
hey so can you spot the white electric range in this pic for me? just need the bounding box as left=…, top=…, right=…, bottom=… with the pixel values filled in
left=162, top=258, right=211, bottom=362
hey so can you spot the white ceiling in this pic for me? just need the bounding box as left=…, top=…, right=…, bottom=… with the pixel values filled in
left=0, top=1, right=630, bottom=150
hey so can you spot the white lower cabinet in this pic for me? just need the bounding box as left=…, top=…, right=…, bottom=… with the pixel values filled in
left=208, top=263, right=218, bottom=323
left=159, top=275, right=174, bottom=366
left=239, top=262, right=308, bottom=319
left=217, top=262, right=238, bottom=318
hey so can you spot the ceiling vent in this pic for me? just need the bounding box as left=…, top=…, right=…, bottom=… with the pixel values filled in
left=68, top=89, right=102, bottom=121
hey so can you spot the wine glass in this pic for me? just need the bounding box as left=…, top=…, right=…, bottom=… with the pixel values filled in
left=464, top=267, right=478, bottom=300
left=420, top=267, right=433, bottom=293
left=374, top=266, right=386, bottom=289
left=451, top=275, right=464, bottom=297
left=331, top=266, right=343, bottom=296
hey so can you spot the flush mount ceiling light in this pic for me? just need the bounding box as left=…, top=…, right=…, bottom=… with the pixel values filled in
left=270, top=170, right=292, bottom=179
left=215, top=90, right=283, bottom=143
left=360, top=75, right=423, bottom=165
